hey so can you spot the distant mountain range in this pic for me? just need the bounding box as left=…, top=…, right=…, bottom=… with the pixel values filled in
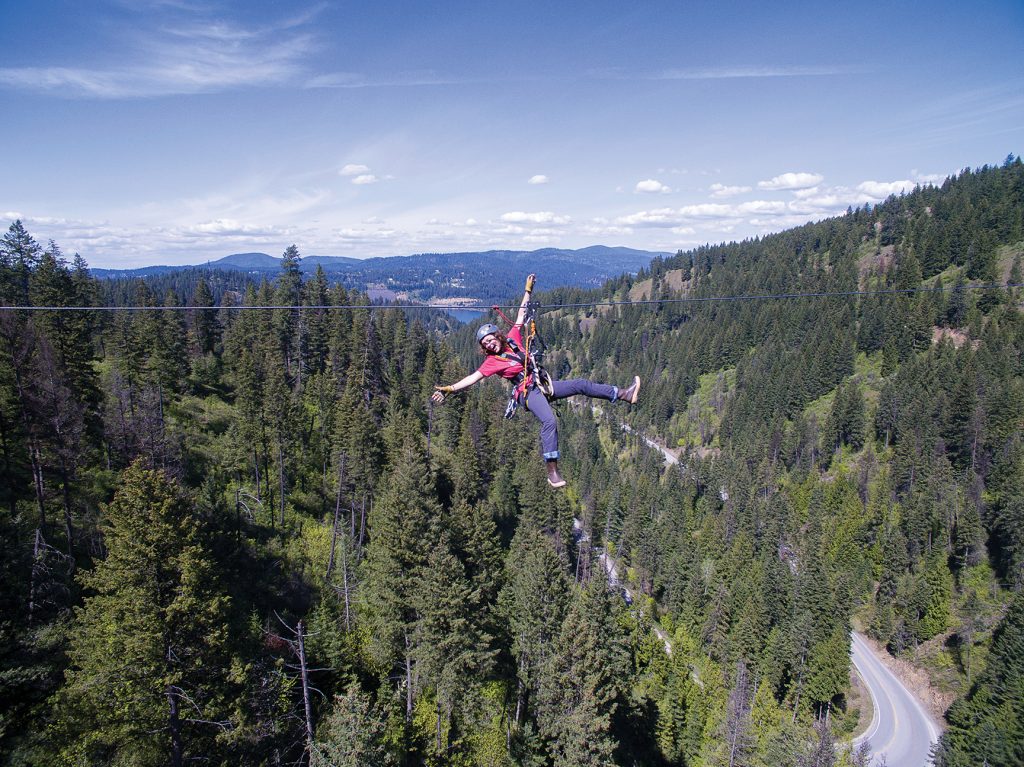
left=91, top=246, right=665, bottom=304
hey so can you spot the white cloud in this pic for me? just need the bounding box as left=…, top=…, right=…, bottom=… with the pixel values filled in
left=579, top=223, right=634, bottom=237
left=709, top=183, right=751, bottom=198
left=786, top=189, right=870, bottom=214
left=351, top=174, right=379, bottom=185
left=758, top=172, right=824, bottom=191
left=791, top=186, right=822, bottom=199
left=500, top=211, right=571, bottom=225
left=617, top=203, right=738, bottom=227
left=857, top=179, right=915, bottom=199
left=528, top=175, right=549, bottom=185
left=677, top=203, right=734, bottom=218
left=340, top=163, right=370, bottom=176
left=188, top=219, right=278, bottom=236
left=737, top=200, right=788, bottom=215
left=635, top=179, right=672, bottom=194
left=617, top=208, right=682, bottom=227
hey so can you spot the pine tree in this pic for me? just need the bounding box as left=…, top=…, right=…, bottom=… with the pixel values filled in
left=500, top=527, right=569, bottom=726
left=919, top=550, right=953, bottom=639
left=191, top=277, right=218, bottom=355
left=361, top=438, right=439, bottom=722
left=413, top=543, right=495, bottom=756
left=0, top=220, right=42, bottom=305
left=311, top=684, right=396, bottom=766
left=536, top=574, right=625, bottom=766
left=53, top=462, right=235, bottom=766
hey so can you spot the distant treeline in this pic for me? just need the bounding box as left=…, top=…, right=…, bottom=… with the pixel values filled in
left=93, top=246, right=658, bottom=307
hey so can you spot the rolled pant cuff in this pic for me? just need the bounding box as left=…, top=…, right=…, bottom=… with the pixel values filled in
left=543, top=451, right=560, bottom=460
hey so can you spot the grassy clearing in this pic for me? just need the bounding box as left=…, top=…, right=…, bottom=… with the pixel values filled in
left=674, top=367, right=736, bottom=449
left=996, top=240, right=1023, bottom=283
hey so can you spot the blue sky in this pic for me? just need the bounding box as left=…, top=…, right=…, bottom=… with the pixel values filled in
left=2, top=0, right=1022, bottom=268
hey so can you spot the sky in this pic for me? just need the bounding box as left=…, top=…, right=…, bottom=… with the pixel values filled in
left=1, top=0, right=1022, bottom=268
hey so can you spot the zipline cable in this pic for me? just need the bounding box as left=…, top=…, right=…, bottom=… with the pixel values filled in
left=0, top=282, right=1019, bottom=312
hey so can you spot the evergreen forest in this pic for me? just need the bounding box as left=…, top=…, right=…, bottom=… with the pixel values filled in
left=1, top=157, right=1023, bottom=766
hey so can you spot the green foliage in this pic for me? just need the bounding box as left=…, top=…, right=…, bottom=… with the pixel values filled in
left=935, top=590, right=1024, bottom=767
left=311, top=684, right=396, bottom=767
left=2, top=160, right=1024, bottom=764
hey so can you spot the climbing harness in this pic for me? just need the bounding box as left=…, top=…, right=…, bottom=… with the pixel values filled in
left=523, top=300, right=555, bottom=399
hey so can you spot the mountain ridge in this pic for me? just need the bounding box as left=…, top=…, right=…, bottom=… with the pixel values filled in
left=89, top=245, right=664, bottom=278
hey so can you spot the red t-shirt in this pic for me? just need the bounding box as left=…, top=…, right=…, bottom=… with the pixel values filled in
left=477, top=325, right=529, bottom=394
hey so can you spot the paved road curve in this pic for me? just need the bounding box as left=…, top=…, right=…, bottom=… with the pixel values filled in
left=851, top=632, right=940, bottom=767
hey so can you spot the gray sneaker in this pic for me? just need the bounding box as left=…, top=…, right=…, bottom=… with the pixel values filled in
left=619, top=376, right=641, bottom=404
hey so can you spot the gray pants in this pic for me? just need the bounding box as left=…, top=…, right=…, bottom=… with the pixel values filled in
left=524, top=379, right=619, bottom=460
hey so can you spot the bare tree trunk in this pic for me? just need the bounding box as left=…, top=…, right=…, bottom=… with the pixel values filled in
left=157, top=385, right=165, bottom=439
left=358, top=496, right=367, bottom=550
left=168, top=686, right=183, bottom=767
left=58, top=460, right=74, bottom=564
left=0, top=406, right=16, bottom=516
left=277, top=436, right=286, bottom=527
left=326, top=458, right=344, bottom=578
left=29, top=443, right=45, bottom=524
left=253, top=449, right=260, bottom=500
left=340, top=541, right=351, bottom=631
left=297, top=620, right=315, bottom=754
left=28, top=527, right=43, bottom=624
left=404, top=632, right=414, bottom=723
left=514, top=676, right=524, bottom=725
left=325, top=479, right=342, bottom=573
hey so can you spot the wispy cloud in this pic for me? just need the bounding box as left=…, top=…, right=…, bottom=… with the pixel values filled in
left=528, top=175, right=549, bottom=185
left=0, top=11, right=316, bottom=98
left=655, top=64, right=866, bottom=80
left=305, top=71, right=485, bottom=89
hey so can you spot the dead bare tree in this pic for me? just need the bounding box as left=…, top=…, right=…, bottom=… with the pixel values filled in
left=269, top=614, right=329, bottom=762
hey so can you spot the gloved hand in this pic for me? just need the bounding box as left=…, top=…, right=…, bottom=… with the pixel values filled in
left=525, top=274, right=536, bottom=293
left=431, top=385, right=454, bottom=403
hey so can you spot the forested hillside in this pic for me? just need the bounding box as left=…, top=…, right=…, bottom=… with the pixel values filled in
left=0, top=157, right=1021, bottom=766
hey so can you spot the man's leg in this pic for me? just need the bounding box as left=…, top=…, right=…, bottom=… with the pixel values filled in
left=526, top=387, right=566, bottom=487
left=551, top=378, right=618, bottom=402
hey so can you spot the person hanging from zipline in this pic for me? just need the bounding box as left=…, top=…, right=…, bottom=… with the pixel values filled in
left=431, top=273, right=640, bottom=488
